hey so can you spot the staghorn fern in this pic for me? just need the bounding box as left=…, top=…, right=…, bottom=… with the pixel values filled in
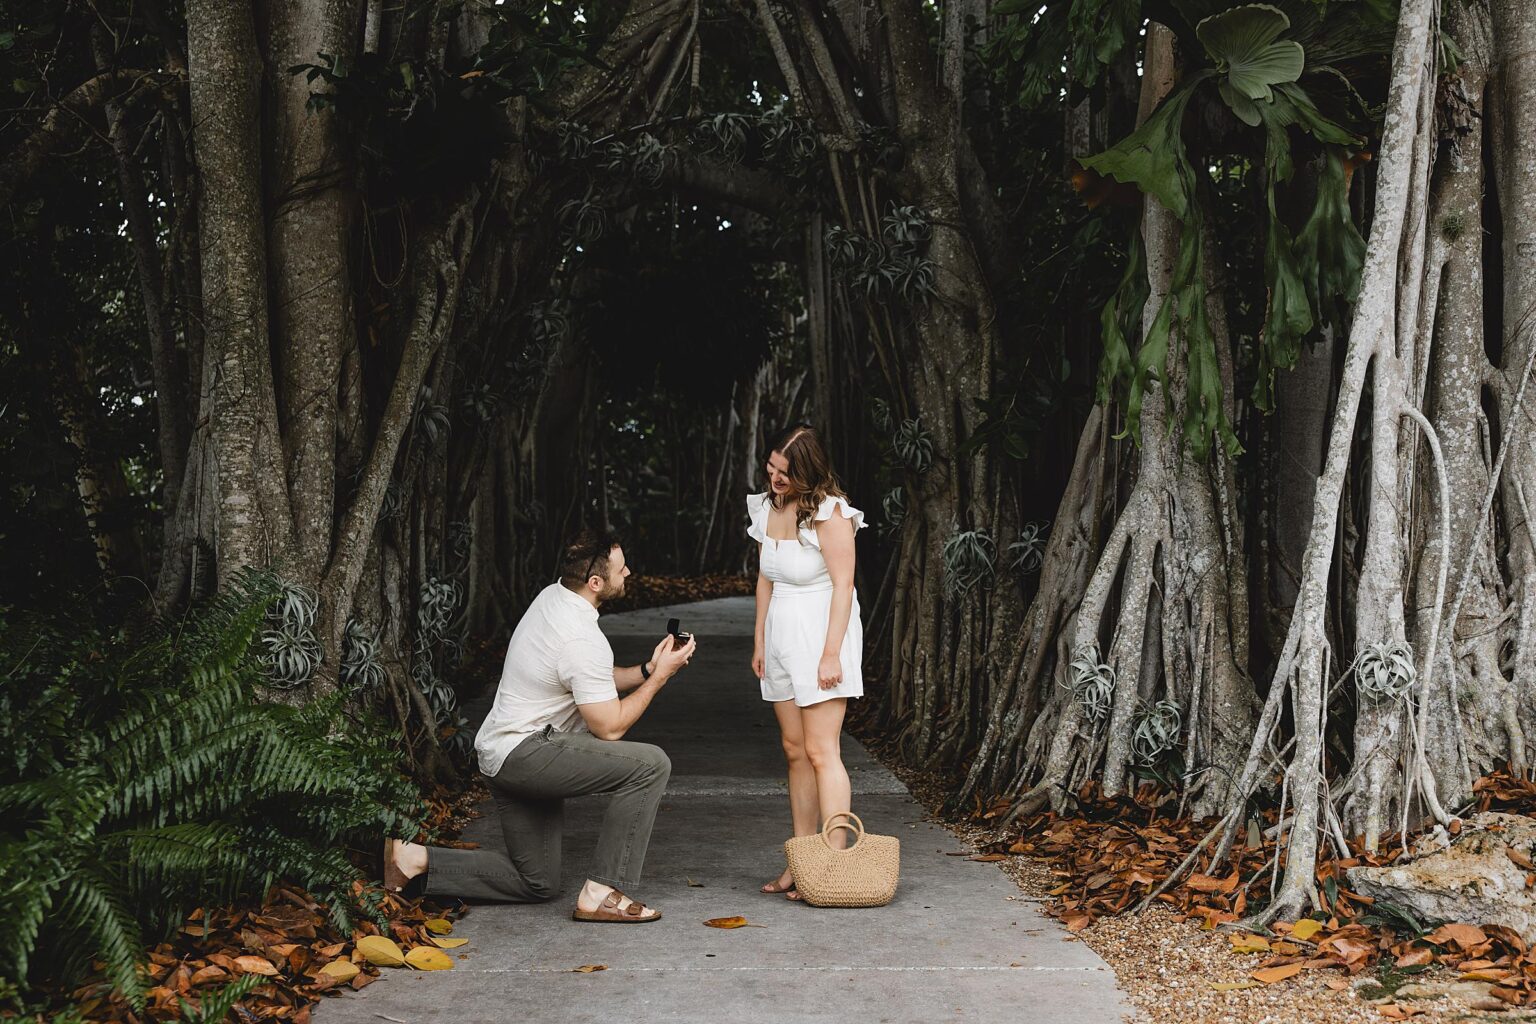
left=0, top=569, right=421, bottom=1009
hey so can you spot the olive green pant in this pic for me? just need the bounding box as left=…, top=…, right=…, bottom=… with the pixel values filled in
left=424, top=726, right=671, bottom=901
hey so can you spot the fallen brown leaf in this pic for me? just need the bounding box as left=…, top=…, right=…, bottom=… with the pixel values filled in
left=1251, top=963, right=1304, bottom=984
left=233, top=955, right=279, bottom=976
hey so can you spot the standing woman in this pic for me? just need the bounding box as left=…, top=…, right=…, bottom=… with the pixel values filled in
left=748, top=424, right=866, bottom=900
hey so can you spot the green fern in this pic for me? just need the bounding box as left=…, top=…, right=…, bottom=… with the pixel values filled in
left=0, top=568, right=423, bottom=1010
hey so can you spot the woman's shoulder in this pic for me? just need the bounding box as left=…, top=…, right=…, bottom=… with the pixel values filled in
left=746, top=491, right=770, bottom=543
left=802, top=494, right=866, bottom=548
left=813, top=493, right=866, bottom=527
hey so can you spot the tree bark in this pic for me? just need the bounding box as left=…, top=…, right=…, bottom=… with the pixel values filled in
left=187, top=0, right=294, bottom=580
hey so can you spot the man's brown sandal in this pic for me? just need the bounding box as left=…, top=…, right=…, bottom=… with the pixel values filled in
left=572, top=889, right=662, bottom=923
left=383, top=839, right=408, bottom=892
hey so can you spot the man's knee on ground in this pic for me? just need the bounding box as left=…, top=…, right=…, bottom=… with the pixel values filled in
left=525, top=875, right=561, bottom=902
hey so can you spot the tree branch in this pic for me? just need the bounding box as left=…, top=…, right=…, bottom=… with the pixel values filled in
left=0, top=68, right=180, bottom=209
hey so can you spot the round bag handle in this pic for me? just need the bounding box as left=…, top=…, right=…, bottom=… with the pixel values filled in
left=820, top=811, right=866, bottom=851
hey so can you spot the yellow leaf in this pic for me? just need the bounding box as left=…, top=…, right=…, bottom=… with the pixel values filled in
left=1271, top=941, right=1301, bottom=955
left=429, top=937, right=469, bottom=949
left=1229, top=934, right=1271, bottom=954
left=356, top=936, right=406, bottom=968
left=233, top=955, right=278, bottom=976
left=572, top=965, right=607, bottom=973
left=424, top=918, right=453, bottom=935
left=319, top=960, right=359, bottom=982
left=404, top=946, right=453, bottom=971
left=1212, top=981, right=1260, bottom=991
left=704, top=916, right=750, bottom=929
left=1290, top=918, right=1323, bottom=941
left=1252, top=963, right=1304, bottom=985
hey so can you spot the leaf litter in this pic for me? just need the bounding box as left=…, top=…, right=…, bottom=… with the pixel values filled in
left=46, top=781, right=487, bottom=1024
left=854, top=717, right=1536, bottom=1024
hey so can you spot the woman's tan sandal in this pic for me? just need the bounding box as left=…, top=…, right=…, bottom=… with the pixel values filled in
left=572, top=889, right=662, bottom=923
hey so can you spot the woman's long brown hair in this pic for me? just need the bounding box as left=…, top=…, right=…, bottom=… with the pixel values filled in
left=765, top=424, right=847, bottom=528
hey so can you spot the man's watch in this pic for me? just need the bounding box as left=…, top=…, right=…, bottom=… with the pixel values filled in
left=640, top=660, right=653, bottom=680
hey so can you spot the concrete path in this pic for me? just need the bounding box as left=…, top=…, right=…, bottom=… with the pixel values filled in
left=319, top=597, right=1131, bottom=1024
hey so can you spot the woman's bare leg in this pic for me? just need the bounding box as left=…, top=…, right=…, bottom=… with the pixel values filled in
left=801, top=698, right=851, bottom=850
left=764, top=698, right=818, bottom=897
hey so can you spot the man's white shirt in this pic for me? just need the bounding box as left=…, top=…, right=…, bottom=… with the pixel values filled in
left=474, top=583, right=619, bottom=776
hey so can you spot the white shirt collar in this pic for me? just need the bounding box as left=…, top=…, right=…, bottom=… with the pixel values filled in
left=554, top=582, right=600, bottom=620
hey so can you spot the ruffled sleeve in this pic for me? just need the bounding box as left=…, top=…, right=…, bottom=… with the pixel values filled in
left=746, top=492, right=770, bottom=544
left=799, top=495, right=867, bottom=549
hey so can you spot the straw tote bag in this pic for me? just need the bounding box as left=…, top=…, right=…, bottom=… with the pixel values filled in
left=783, top=811, right=900, bottom=908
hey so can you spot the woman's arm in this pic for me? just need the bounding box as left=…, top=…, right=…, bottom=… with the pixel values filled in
left=752, top=568, right=772, bottom=678
left=816, top=515, right=857, bottom=689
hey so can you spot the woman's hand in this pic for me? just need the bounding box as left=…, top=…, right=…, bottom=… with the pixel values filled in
left=751, top=644, right=766, bottom=680
left=817, top=652, right=842, bottom=690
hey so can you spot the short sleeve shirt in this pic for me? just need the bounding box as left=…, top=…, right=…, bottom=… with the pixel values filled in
left=474, top=583, right=618, bottom=776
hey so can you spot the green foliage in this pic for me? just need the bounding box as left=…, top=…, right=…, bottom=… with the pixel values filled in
left=173, top=974, right=264, bottom=1024
left=1077, top=0, right=1383, bottom=456
left=1008, top=522, right=1050, bottom=574
left=1069, top=644, right=1116, bottom=722
left=1198, top=4, right=1306, bottom=120
left=941, top=529, right=997, bottom=597
left=891, top=418, right=936, bottom=473
left=286, top=0, right=612, bottom=203
left=991, top=0, right=1141, bottom=96
left=1130, top=699, right=1183, bottom=765
left=260, top=581, right=322, bottom=690
left=0, top=570, right=422, bottom=1009
left=825, top=206, right=939, bottom=304
left=1358, top=898, right=1439, bottom=941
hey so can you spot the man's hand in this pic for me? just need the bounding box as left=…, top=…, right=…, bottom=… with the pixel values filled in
left=817, top=652, right=842, bottom=690
left=583, top=635, right=699, bottom=742
left=651, top=633, right=696, bottom=681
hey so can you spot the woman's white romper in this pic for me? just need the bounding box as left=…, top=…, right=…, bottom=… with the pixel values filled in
left=747, top=492, right=867, bottom=706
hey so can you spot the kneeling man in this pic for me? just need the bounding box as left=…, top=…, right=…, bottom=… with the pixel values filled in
left=385, top=530, right=696, bottom=922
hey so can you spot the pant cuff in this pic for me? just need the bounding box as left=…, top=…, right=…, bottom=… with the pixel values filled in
left=588, top=874, right=635, bottom=889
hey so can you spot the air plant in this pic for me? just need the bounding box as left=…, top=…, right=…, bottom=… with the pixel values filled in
left=942, top=528, right=996, bottom=597
left=892, top=418, right=935, bottom=472
left=261, top=581, right=321, bottom=689
left=881, top=487, right=907, bottom=531
left=1068, top=644, right=1116, bottom=722
left=1008, top=521, right=1050, bottom=573
left=1353, top=639, right=1417, bottom=702
left=1131, top=700, right=1183, bottom=765
left=340, top=618, right=386, bottom=698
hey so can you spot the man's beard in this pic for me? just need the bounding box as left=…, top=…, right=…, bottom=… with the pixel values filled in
left=595, top=576, right=626, bottom=605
